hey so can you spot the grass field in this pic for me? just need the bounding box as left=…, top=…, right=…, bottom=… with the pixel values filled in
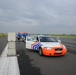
left=33, top=34, right=76, bottom=38
left=0, top=33, right=7, bottom=38
left=49, top=34, right=76, bottom=38
left=0, top=33, right=76, bottom=38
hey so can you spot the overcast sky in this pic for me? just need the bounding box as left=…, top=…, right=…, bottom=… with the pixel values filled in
left=0, top=0, right=76, bottom=34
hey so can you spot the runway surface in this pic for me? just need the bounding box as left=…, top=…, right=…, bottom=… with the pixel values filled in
left=16, top=38, right=76, bottom=75
left=0, top=37, right=7, bottom=55
left=0, top=37, right=76, bottom=75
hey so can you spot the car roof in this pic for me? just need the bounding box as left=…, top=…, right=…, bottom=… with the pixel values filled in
left=37, top=35, right=51, bottom=37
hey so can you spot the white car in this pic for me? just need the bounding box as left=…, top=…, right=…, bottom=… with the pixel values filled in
left=25, top=35, right=67, bottom=56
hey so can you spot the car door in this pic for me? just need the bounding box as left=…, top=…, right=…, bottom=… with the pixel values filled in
left=26, top=36, right=32, bottom=49
left=26, top=36, right=37, bottom=49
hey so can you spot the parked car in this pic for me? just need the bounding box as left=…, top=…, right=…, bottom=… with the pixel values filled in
left=25, top=35, right=67, bottom=56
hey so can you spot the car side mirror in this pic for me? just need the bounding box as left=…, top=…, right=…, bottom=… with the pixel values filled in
left=58, top=40, right=61, bottom=43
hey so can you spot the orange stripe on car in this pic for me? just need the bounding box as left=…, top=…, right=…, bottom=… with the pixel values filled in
left=31, top=42, right=39, bottom=49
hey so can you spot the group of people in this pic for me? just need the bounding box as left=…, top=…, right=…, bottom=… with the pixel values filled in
left=17, top=32, right=28, bottom=42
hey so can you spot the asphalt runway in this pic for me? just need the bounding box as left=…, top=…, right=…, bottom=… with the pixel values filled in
left=0, top=37, right=7, bottom=55
left=16, top=38, right=76, bottom=75
left=0, top=37, right=76, bottom=75
left=61, top=38, right=76, bottom=54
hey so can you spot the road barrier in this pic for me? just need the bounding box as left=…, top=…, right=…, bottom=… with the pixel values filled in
left=7, top=32, right=16, bottom=56
left=0, top=32, right=20, bottom=75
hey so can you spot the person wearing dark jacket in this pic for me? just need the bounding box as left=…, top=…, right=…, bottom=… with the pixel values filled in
left=17, top=32, right=22, bottom=41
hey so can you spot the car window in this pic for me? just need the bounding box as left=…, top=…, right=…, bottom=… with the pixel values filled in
left=31, top=37, right=37, bottom=41
left=27, top=37, right=31, bottom=41
left=39, top=36, right=57, bottom=42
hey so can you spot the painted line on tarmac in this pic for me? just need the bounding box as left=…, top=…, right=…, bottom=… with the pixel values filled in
left=0, top=44, right=20, bottom=75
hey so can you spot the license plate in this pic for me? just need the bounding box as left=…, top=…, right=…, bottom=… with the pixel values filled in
left=56, top=51, right=62, bottom=53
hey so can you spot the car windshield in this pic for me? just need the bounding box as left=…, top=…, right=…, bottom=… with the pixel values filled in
left=39, top=36, right=57, bottom=42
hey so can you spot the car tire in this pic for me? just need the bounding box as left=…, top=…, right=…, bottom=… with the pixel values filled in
left=39, top=48, right=43, bottom=56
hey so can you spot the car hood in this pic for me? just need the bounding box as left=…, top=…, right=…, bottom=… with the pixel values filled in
left=41, top=42, right=62, bottom=47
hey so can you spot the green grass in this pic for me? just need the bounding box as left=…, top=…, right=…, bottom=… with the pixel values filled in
left=49, top=34, right=76, bottom=38
left=0, top=33, right=7, bottom=38
left=32, top=34, right=76, bottom=38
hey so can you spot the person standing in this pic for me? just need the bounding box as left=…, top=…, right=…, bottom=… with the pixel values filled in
left=17, top=32, right=22, bottom=41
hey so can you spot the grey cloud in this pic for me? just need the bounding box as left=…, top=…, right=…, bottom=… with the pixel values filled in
left=0, top=0, right=76, bottom=34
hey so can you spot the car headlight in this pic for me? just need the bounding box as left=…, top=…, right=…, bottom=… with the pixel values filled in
left=44, top=47, right=52, bottom=50
left=63, top=45, right=66, bottom=49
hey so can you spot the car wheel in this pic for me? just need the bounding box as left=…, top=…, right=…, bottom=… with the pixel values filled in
left=39, top=48, right=43, bottom=56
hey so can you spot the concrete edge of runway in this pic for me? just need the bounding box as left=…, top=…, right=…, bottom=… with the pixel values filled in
left=0, top=44, right=20, bottom=75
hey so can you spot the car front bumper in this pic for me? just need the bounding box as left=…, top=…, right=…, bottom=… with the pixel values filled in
left=42, top=48, right=67, bottom=56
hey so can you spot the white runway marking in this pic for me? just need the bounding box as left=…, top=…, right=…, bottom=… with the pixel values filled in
left=0, top=45, right=20, bottom=75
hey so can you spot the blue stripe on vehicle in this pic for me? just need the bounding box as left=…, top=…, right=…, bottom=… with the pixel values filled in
left=32, top=43, right=42, bottom=50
